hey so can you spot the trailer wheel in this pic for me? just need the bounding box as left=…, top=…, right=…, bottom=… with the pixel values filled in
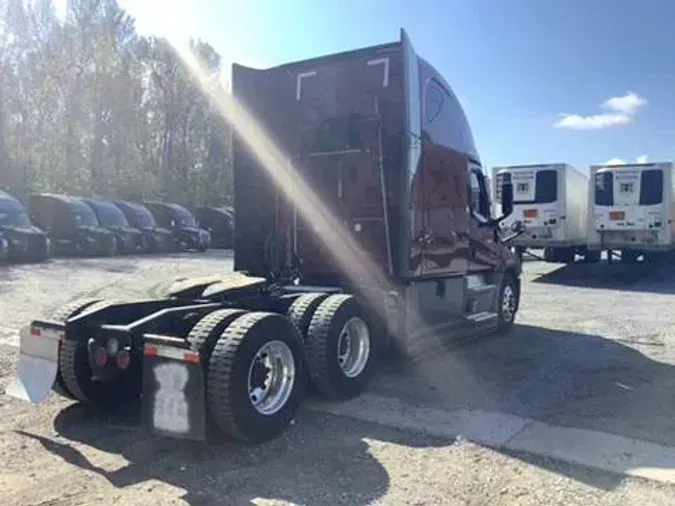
left=621, top=250, right=639, bottom=264
left=49, top=299, right=103, bottom=399
left=496, top=274, right=518, bottom=333
left=305, top=294, right=376, bottom=399
left=206, top=312, right=304, bottom=443
left=557, top=248, right=576, bottom=264
left=543, top=247, right=554, bottom=263
left=583, top=250, right=601, bottom=264
left=287, top=293, right=331, bottom=339
left=59, top=301, right=141, bottom=407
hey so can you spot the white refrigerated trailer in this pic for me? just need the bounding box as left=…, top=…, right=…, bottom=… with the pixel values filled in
left=492, top=163, right=597, bottom=263
left=587, top=161, right=675, bottom=263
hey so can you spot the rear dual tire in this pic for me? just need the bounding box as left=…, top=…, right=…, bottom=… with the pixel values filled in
left=189, top=294, right=377, bottom=442
left=49, top=299, right=102, bottom=400
left=49, top=299, right=141, bottom=408
left=188, top=310, right=305, bottom=443
left=290, top=293, right=377, bottom=400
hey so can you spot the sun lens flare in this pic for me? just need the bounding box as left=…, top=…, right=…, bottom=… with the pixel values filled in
left=166, top=37, right=481, bottom=396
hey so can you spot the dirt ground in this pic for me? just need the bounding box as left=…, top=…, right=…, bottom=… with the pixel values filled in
left=2, top=251, right=675, bottom=505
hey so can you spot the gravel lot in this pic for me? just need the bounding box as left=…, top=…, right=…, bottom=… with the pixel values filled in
left=1, top=251, right=675, bottom=505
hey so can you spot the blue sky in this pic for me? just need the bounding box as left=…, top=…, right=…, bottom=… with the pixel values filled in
left=117, top=0, right=675, bottom=173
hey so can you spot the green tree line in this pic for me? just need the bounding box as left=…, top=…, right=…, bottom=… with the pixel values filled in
left=0, top=0, right=233, bottom=207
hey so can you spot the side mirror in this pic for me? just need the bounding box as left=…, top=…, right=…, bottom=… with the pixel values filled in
left=500, top=175, right=514, bottom=218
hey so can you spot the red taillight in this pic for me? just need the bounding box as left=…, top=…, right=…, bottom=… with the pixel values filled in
left=143, top=345, right=158, bottom=357
left=116, top=350, right=131, bottom=370
left=609, top=210, right=625, bottom=221
left=523, top=209, right=539, bottom=219
left=93, top=347, right=108, bottom=367
left=183, top=351, right=200, bottom=364
left=30, top=327, right=41, bottom=337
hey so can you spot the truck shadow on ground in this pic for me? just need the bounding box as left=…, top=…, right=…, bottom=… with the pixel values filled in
left=375, top=323, right=675, bottom=491
left=530, top=260, right=675, bottom=294
left=18, top=392, right=451, bottom=505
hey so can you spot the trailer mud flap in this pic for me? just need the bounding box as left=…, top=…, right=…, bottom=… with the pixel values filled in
left=141, top=336, right=207, bottom=441
left=6, top=322, right=61, bottom=404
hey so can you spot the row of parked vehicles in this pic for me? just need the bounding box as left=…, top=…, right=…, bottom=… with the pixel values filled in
left=0, top=191, right=236, bottom=262
left=492, top=161, right=675, bottom=264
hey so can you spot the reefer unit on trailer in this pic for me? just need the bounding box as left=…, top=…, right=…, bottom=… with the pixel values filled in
left=491, top=163, right=596, bottom=263
left=587, top=161, right=675, bottom=261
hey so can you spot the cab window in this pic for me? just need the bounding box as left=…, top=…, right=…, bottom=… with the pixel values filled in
left=469, top=169, right=490, bottom=219
left=425, top=80, right=444, bottom=123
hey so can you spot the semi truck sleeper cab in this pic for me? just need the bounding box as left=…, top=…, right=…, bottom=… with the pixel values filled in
left=7, top=29, right=524, bottom=445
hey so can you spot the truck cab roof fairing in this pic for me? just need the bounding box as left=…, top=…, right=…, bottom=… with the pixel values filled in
left=401, top=29, right=422, bottom=192
left=417, top=56, right=480, bottom=164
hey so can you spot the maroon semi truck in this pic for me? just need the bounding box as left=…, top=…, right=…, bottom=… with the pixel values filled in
left=7, top=29, right=522, bottom=443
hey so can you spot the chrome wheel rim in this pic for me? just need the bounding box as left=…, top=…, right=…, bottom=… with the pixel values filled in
left=247, top=340, right=296, bottom=415
left=501, top=285, right=516, bottom=322
left=337, top=317, right=371, bottom=378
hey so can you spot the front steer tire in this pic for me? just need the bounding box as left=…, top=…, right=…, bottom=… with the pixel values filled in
left=305, top=294, right=376, bottom=400
left=206, top=312, right=305, bottom=443
left=496, top=274, right=519, bottom=333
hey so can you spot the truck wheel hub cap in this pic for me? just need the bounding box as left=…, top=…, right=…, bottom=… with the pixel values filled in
left=247, top=340, right=295, bottom=415
left=502, top=285, right=516, bottom=322
left=337, top=317, right=371, bottom=378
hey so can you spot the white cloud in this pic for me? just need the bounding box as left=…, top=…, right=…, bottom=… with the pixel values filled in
left=555, top=113, right=630, bottom=130
left=603, top=155, right=649, bottom=165
left=554, top=91, right=647, bottom=130
left=602, top=92, right=647, bottom=115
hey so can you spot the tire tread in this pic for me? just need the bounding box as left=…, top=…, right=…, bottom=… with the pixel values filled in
left=306, top=294, right=360, bottom=398
left=49, top=299, right=102, bottom=400
left=207, top=312, right=303, bottom=442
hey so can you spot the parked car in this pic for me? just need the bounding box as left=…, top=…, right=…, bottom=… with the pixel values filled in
left=195, top=206, right=234, bottom=249
left=28, top=194, right=115, bottom=257
left=0, top=190, right=50, bottom=262
left=143, top=201, right=211, bottom=252
left=80, top=197, right=146, bottom=255
left=113, top=200, right=175, bottom=253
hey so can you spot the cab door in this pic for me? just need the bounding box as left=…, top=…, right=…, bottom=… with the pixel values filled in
left=467, top=162, right=500, bottom=273
left=466, top=162, right=501, bottom=316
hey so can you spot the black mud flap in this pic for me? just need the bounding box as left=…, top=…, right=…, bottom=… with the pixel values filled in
left=141, top=334, right=207, bottom=441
